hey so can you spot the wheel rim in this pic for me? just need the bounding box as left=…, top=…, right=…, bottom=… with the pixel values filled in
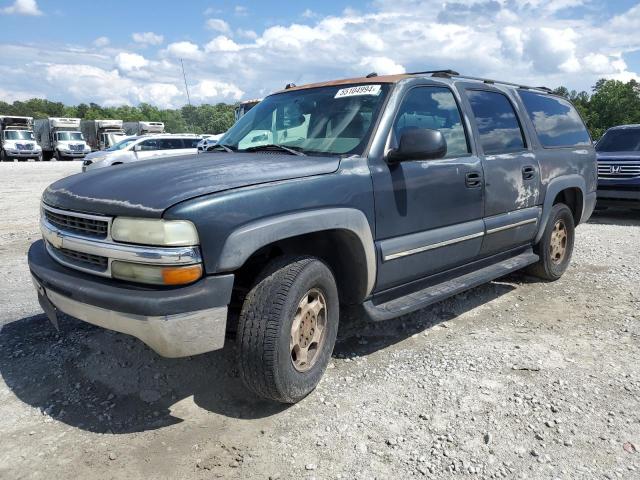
left=549, top=219, right=568, bottom=264
left=290, top=288, right=327, bottom=372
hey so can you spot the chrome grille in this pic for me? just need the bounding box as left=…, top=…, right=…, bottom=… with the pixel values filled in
left=43, top=207, right=109, bottom=239
left=70, top=144, right=84, bottom=152
left=49, top=244, right=108, bottom=271
left=16, top=143, right=34, bottom=150
left=597, top=162, right=640, bottom=179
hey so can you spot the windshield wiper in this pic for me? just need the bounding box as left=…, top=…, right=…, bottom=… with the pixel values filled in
left=242, top=144, right=306, bottom=156
left=206, top=143, right=235, bottom=153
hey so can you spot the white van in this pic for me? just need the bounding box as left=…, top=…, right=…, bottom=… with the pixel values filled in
left=82, top=134, right=202, bottom=172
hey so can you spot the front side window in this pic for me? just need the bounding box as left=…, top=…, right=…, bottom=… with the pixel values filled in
left=595, top=128, right=640, bottom=152
left=518, top=90, right=591, bottom=148
left=106, top=138, right=137, bottom=151
left=219, top=84, right=391, bottom=156
left=139, top=139, right=159, bottom=151
left=392, top=86, right=469, bottom=158
left=467, top=90, right=526, bottom=155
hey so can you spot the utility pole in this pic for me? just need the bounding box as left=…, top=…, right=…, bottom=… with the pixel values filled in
left=180, top=58, right=192, bottom=106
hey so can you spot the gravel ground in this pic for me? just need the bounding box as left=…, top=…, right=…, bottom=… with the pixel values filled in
left=0, top=162, right=638, bottom=480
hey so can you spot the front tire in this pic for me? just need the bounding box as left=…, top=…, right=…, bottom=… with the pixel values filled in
left=527, top=203, right=575, bottom=281
left=0, top=149, right=7, bottom=162
left=237, top=256, right=339, bottom=403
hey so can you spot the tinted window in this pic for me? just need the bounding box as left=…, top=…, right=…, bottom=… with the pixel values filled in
left=393, top=87, right=469, bottom=157
left=519, top=91, right=591, bottom=148
left=139, top=139, right=158, bottom=151
left=595, top=128, right=640, bottom=152
left=467, top=90, right=526, bottom=155
left=157, top=138, right=184, bottom=150
left=185, top=138, right=201, bottom=148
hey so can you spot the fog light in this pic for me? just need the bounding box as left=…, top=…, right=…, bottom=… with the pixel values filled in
left=112, top=261, right=202, bottom=285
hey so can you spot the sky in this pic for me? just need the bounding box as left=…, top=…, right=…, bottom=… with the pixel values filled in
left=1, top=0, right=639, bottom=109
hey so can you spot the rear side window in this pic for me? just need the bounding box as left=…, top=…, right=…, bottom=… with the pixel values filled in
left=518, top=91, right=591, bottom=148
left=184, top=138, right=201, bottom=148
left=393, top=86, right=470, bottom=157
left=466, top=90, right=526, bottom=155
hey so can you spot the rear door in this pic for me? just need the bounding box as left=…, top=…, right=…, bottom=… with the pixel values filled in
left=156, top=138, right=188, bottom=158
left=462, top=88, right=541, bottom=256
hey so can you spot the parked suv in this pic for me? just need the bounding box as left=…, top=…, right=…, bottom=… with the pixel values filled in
left=82, top=134, right=202, bottom=171
left=28, top=70, right=596, bottom=403
left=595, top=124, right=640, bottom=208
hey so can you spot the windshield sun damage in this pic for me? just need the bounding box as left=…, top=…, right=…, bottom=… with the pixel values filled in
left=4, top=130, right=34, bottom=140
left=57, top=132, right=84, bottom=141
left=596, top=128, right=640, bottom=152
left=219, top=84, right=391, bottom=156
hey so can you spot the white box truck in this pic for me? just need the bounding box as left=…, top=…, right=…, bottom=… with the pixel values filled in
left=123, top=121, right=165, bottom=136
left=81, top=119, right=127, bottom=151
left=34, top=117, right=91, bottom=161
left=0, top=115, right=42, bottom=162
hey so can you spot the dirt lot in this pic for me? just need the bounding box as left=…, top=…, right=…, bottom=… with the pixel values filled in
left=0, top=162, right=638, bottom=480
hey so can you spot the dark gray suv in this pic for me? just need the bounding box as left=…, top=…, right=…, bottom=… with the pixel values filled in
left=28, top=70, right=597, bottom=403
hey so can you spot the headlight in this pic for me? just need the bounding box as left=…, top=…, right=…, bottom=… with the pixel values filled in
left=111, top=218, right=199, bottom=246
left=111, top=261, right=202, bottom=285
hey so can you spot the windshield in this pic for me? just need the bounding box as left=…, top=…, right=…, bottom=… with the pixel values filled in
left=219, top=84, right=391, bottom=156
left=105, top=137, right=137, bottom=151
left=57, top=132, right=84, bottom=141
left=596, top=128, right=640, bottom=152
left=4, top=130, right=34, bottom=140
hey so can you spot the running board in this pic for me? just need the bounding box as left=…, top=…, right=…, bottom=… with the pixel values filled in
left=363, top=250, right=539, bottom=322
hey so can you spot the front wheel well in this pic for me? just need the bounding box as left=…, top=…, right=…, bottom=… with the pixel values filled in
left=231, top=229, right=370, bottom=311
left=552, top=187, right=583, bottom=225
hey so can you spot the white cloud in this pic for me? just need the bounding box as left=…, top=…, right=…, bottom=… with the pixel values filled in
left=0, top=86, right=43, bottom=102
left=132, top=31, right=164, bottom=46
left=206, top=18, right=231, bottom=34
left=359, top=56, right=405, bottom=75
left=234, top=5, right=248, bottom=16
left=165, top=41, right=203, bottom=61
left=205, top=36, right=242, bottom=53
left=190, top=79, right=244, bottom=102
left=1, top=0, right=640, bottom=109
left=93, top=36, right=110, bottom=48
left=115, top=52, right=149, bottom=72
left=1, top=0, right=42, bottom=15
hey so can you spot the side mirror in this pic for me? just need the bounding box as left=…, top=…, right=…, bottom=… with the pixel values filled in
left=387, top=128, right=447, bottom=163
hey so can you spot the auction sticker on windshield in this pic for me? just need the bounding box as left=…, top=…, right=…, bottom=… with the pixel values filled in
left=334, top=85, right=382, bottom=98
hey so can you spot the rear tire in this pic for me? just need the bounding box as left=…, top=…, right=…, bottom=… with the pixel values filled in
left=527, top=203, right=575, bottom=281
left=236, top=256, right=339, bottom=403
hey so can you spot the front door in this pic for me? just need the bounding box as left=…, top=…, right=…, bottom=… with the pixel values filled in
left=463, top=88, right=541, bottom=256
left=371, top=85, right=485, bottom=292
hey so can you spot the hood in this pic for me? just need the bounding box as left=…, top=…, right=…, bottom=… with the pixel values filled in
left=596, top=151, right=640, bottom=160
left=43, top=152, right=340, bottom=217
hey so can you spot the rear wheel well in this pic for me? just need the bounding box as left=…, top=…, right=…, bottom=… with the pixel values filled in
left=230, top=229, right=369, bottom=317
left=552, top=187, right=583, bottom=225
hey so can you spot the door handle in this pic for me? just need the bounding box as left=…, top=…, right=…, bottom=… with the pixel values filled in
left=465, top=171, right=482, bottom=188
left=522, top=165, right=536, bottom=180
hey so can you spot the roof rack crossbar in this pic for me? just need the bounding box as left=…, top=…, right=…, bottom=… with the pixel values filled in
left=408, top=69, right=553, bottom=93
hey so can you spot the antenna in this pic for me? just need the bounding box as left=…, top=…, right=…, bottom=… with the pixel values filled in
left=180, top=58, right=192, bottom=106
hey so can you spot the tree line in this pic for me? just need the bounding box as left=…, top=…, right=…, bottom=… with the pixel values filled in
left=1, top=78, right=639, bottom=139
left=553, top=79, right=640, bottom=139
left=0, top=99, right=237, bottom=135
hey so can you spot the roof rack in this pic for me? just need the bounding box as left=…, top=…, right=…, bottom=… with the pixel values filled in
left=409, top=69, right=553, bottom=93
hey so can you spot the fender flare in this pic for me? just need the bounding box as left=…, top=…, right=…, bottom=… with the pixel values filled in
left=217, top=208, right=377, bottom=296
left=535, top=174, right=586, bottom=244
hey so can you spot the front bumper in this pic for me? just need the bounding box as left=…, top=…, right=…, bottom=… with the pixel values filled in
left=28, top=240, right=234, bottom=357
left=596, top=187, right=640, bottom=206
left=6, top=150, right=41, bottom=158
